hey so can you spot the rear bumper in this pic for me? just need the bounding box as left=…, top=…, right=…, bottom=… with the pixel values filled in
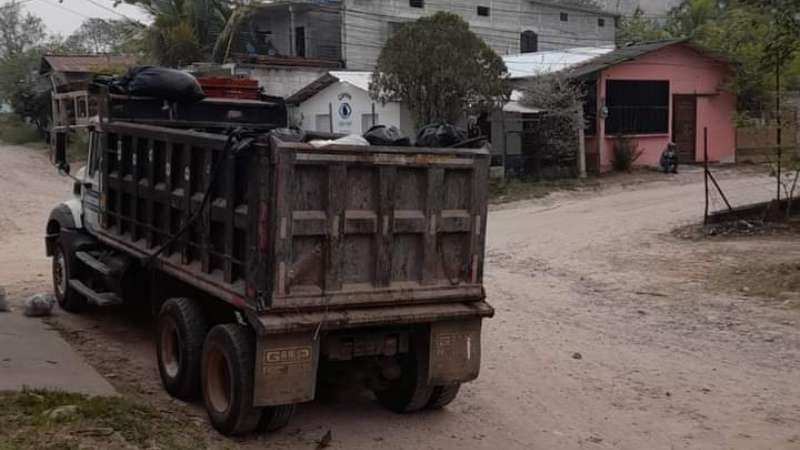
left=249, top=301, right=494, bottom=336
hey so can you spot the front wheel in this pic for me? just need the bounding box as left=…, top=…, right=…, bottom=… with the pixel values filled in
left=52, top=241, right=86, bottom=313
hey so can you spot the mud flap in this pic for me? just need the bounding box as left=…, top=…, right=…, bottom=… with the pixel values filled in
left=428, top=319, right=482, bottom=385
left=253, top=333, right=319, bottom=407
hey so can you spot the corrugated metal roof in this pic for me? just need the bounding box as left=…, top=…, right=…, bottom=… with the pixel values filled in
left=503, top=46, right=615, bottom=79
left=40, top=54, right=137, bottom=75
left=564, top=39, right=729, bottom=78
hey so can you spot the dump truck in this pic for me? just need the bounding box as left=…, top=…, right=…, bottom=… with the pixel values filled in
left=46, top=84, right=494, bottom=435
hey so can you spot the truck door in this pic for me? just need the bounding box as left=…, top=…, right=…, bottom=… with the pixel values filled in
left=82, top=130, right=102, bottom=234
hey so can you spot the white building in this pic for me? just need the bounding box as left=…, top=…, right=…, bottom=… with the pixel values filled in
left=286, top=71, right=414, bottom=136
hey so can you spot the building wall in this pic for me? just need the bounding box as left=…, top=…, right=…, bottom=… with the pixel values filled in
left=231, top=64, right=329, bottom=98
left=593, top=45, right=736, bottom=170
left=248, top=7, right=342, bottom=59
left=291, top=80, right=407, bottom=136
left=343, top=0, right=616, bottom=70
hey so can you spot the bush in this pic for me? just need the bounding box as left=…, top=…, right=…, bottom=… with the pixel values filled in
left=67, top=128, right=90, bottom=162
left=0, top=115, right=42, bottom=145
left=611, top=135, right=643, bottom=172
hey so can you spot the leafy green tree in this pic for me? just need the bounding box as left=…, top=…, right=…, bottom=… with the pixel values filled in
left=121, top=0, right=231, bottom=66
left=370, top=12, right=508, bottom=126
left=0, top=1, right=48, bottom=126
left=615, top=7, right=673, bottom=46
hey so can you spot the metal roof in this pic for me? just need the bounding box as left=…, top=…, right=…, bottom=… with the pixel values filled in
left=286, top=71, right=375, bottom=105
left=503, top=46, right=615, bottom=79
left=40, top=54, right=137, bottom=75
left=565, top=39, right=730, bottom=78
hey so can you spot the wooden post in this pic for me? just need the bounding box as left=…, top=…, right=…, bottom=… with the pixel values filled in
left=576, top=107, right=587, bottom=179
left=704, top=127, right=709, bottom=225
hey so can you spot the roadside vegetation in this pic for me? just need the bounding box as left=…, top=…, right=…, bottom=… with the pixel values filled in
left=0, top=115, right=42, bottom=146
left=489, top=177, right=594, bottom=204
left=0, top=389, right=221, bottom=450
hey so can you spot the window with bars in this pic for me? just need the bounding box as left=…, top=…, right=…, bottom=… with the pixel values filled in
left=477, top=6, right=490, bottom=16
left=605, top=80, right=669, bottom=135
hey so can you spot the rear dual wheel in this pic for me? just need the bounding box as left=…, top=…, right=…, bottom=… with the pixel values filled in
left=374, top=344, right=462, bottom=413
left=156, top=298, right=207, bottom=400
left=201, top=323, right=295, bottom=436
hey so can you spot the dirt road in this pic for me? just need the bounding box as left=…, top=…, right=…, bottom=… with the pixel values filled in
left=2, top=143, right=798, bottom=449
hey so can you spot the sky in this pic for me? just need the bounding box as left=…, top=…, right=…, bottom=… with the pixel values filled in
left=3, top=0, right=150, bottom=36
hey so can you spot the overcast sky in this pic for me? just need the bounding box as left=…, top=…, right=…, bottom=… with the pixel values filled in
left=3, top=0, right=149, bottom=36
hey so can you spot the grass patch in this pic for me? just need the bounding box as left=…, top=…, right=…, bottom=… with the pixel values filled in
left=0, top=389, right=223, bottom=450
left=0, top=115, right=42, bottom=146
left=490, top=177, right=594, bottom=204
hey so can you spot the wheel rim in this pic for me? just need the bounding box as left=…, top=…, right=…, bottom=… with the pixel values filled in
left=206, top=346, right=232, bottom=414
left=160, top=318, right=181, bottom=379
left=53, top=249, right=66, bottom=298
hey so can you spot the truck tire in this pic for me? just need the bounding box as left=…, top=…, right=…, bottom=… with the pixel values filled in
left=201, top=323, right=262, bottom=436
left=426, top=384, right=461, bottom=409
left=374, top=350, right=434, bottom=413
left=52, top=241, right=86, bottom=313
left=157, top=298, right=207, bottom=400
left=258, top=403, right=296, bottom=432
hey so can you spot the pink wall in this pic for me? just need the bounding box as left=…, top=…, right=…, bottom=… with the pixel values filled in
left=588, top=44, right=736, bottom=171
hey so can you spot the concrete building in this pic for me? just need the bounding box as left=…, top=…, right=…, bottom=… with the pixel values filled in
left=286, top=71, right=414, bottom=135
left=568, top=40, right=736, bottom=171
left=230, top=0, right=617, bottom=93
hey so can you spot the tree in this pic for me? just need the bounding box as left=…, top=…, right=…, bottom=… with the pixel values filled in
left=369, top=12, right=508, bottom=126
left=0, top=1, right=48, bottom=126
left=519, top=75, right=588, bottom=175
left=121, top=0, right=231, bottom=66
left=66, top=18, right=145, bottom=55
left=615, top=7, right=673, bottom=46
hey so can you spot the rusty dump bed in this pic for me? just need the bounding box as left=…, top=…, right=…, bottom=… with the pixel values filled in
left=95, top=121, right=491, bottom=324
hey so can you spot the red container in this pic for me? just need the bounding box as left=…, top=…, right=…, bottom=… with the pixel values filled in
left=198, top=76, right=260, bottom=100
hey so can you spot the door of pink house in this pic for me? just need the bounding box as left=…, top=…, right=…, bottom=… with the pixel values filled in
left=672, top=95, right=697, bottom=162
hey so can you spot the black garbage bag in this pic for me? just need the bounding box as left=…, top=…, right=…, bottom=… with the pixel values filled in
left=363, top=125, right=411, bottom=147
left=112, top=66, right=205, bottom=103
left=268, top=127, right=306, bottom=143
left=415, top=123, right=467, bottom=148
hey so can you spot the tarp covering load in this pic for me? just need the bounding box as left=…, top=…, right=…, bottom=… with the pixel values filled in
left=108, top=66, right=206, bottom=103
left=363, top=125, right=411, bottom=147
left=415, top=123, right=468, bottom=148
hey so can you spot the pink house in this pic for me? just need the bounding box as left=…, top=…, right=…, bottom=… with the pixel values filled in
left=567, top=40, right=736, bottom=172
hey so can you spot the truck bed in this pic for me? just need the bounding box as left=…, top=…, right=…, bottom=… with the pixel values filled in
left=96, top=122, right=490, bottom=315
